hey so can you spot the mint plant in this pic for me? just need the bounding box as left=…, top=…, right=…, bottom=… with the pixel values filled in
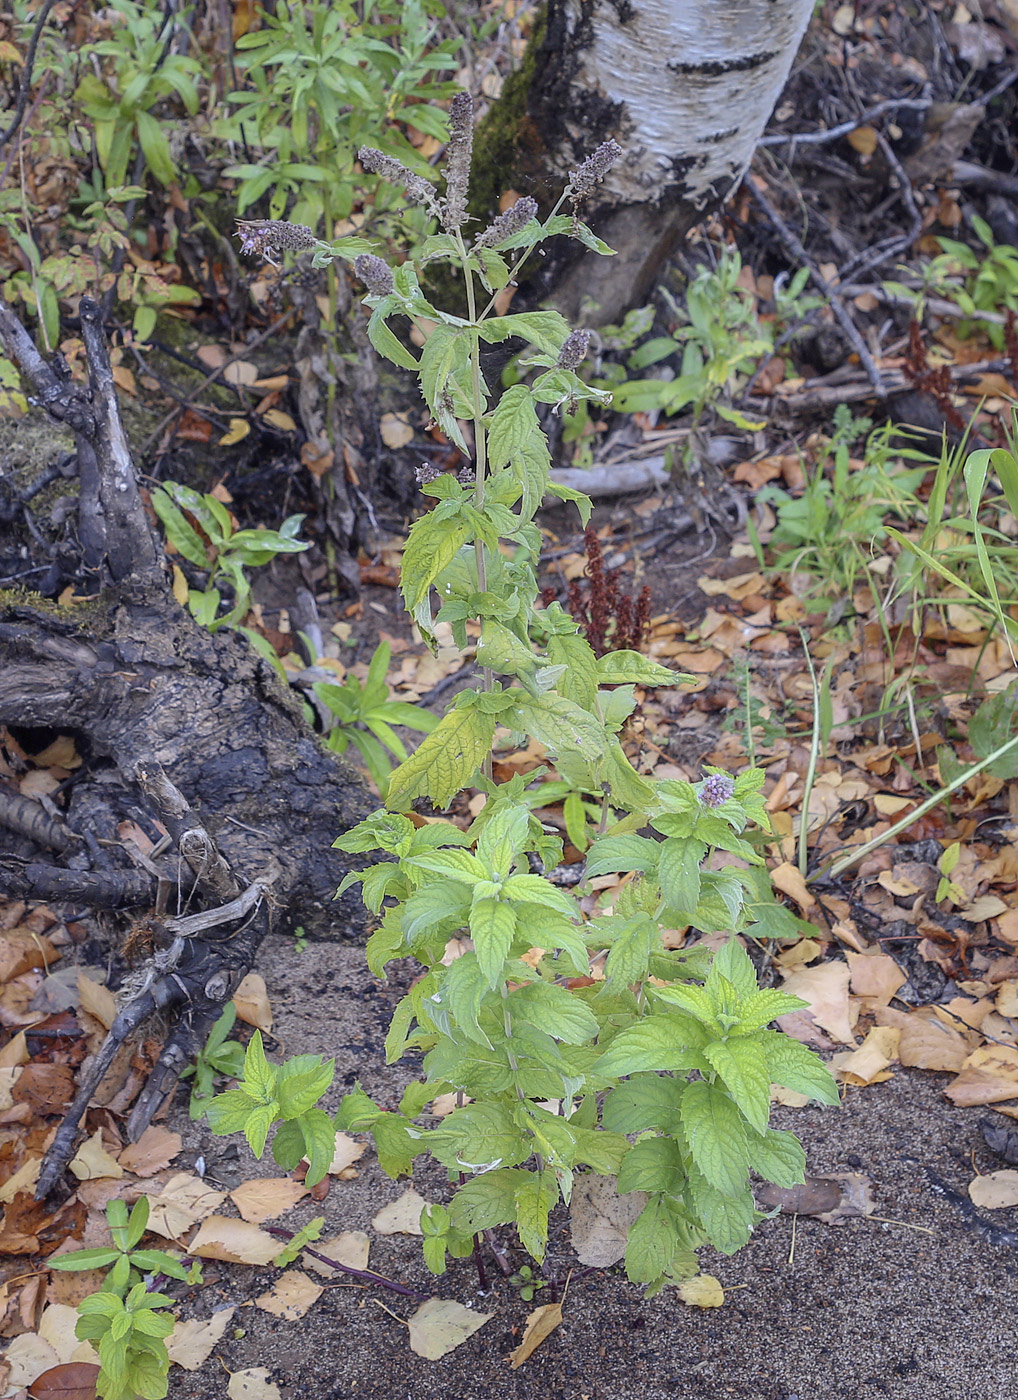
left=51, top=1196, right=200, bottom=1400
left=213, top=93, right=839, bottom=1295
left=51, top=1195, right=201, bottom=1295
left=74, top=1284, right=175, bottom=1400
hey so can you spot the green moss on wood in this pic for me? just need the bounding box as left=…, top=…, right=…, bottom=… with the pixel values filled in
left=469, top=9, right=548, bottom=224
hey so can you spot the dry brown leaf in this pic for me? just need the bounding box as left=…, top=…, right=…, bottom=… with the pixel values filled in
left=0, top=929, right=58, bottom=981
left=967, top=1169, right=1018, bottom=1209
left=254, top=1269, right=323, bottom=1320
left=372, top=1188, right=428, bottom=1235
left=190, top=1215, right=281, bottom=1266
left=830, top=1026, right=900, bottom=1086
left=222, top=360, right=258, bottom=387
left=116, top=1126, right=182, bottom=1177
left=774, top=938, right=823, bottom=970
left=0, top=1029, right=28, bottom=1068
left=945, top=1044, right=1018, bottom=1106
left=229, top=1178, right=308, bottom=1225
left=569, top=1174, right=646, bottom=1267
left=379, top=412, right=414, bottom=448
left=959, top=894, right=1009, bottom=923
left=847, top=124, right=878, bottom=155
left=227, top=1368, right=283, bottom=1400
left=769, top=862, right=816, bottom=914
left=755, top=1172, right=875, bottom=1223
left=69, top=1129, right=123, bottom=1183
left=147, top=1174, right=226, bottom=1240
left=233, top=974, right=272, bottom=1033
left=994, top=979, right=1018, bottom=1019
left=407, top=1298, right=494, bottom=1360
left=165, top=1307, right=236, bottom=1370
left=3, top=1333, right=60, bottom=1390
left=780, top=960, right=857, bottom=1045
left=995, top=907, right=1018, bottom=945
left=302, top=1230, right=370, bottom=1277
left=261, top=409, right=297, bottom=432
left=845, top=951, right=907, bottom=1009
left=26, top=1361, right=101, bottom=1399
left=0, top=1154, right=41, bottom=1203
left=36, top=1304, right=85, bottom=1364
left=508, top=1302, right=563, bottom=1368
left=677, top=1274, right=725, bottom=1308
left=874, top=1006, right=974, bottom=1072
left=328, top=1133, right=365, bottom=1174
left=76, top=972, right=116, bottom=1030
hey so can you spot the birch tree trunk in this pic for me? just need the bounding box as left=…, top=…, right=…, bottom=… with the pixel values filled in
left=482, top=0, right=813, bottom=324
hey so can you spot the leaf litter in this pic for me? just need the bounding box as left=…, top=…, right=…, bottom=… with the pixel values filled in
left=4, top=9, right=1018, bottom=1390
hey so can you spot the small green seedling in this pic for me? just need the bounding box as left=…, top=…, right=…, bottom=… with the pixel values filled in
left=313, top=640, right=439, bottom=794
left=151, top=480, right=309, bottom=630
left=179, top=1002, right=247, bottom=1120
left=508, top=1264, right=546, bottom=1301
left=50, top=1195, right=202, bottom=1295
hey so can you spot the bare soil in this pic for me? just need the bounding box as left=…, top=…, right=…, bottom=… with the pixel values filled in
left=169, top=931, right=1018, bottom=1400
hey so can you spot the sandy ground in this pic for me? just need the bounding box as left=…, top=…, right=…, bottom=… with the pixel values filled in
left=163, top=932, right=1018, bottom=1400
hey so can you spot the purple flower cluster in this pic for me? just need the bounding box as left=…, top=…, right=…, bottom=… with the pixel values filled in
left=354, top=254, right=395, bottom=297
left=474, top=195, right=538, bottom=249
left=556, top=329, right=592, bottom=371
left=567, top=139, right=623, bottom=202
left=358, top=147, right=439, bottom=214
left=441, top=92, right=474, bottom=232
left=700, top=773, right=735, bottom=809
left=234, top=220, right=319, bottom=266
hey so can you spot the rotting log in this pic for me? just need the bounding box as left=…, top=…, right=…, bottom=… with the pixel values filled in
left=0, top=297, right=374, bottom=1193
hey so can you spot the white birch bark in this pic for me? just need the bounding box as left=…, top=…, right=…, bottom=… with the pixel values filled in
left=540, top=0, right=814, bottom=322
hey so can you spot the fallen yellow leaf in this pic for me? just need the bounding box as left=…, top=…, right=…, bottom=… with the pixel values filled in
left=218, top=417, right=251, bottom=446
left=677, top=1274, right=725, bottom=1308
left=509, top=1302, right=564, bottom=1367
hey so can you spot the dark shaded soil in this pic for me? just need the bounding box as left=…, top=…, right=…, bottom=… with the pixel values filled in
left=169, top=932, right=1018, bottom=1400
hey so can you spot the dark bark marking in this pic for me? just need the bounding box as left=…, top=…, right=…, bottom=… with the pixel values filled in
left=668, top=49, right=779, bottom=77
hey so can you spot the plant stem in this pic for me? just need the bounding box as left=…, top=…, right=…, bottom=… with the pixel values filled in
left=262, top=1227, right=428, bottom=1299
left=456, top=227, right=494, bottom=779
left=821, top=730, right=1018, bottom=880
left=797, top=634, right=824, bottom=879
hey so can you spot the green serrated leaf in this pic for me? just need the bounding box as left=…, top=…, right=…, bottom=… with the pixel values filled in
left=487, top=384, right=553, bottom=519
left=386, top=706, right=495, bottom=810
left=703, top=1038, right=771, bottom=1135
left=747, top=1126, right=806, bottom=1187
left=469, top=897, right=516, bottom=987
left=680, top=1080, right=750, bottom=1197
left=597, top=1014, right=709, bottom=1078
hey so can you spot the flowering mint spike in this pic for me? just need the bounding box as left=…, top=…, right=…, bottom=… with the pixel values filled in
left=441, top=91, right=474, bottom=232
left=354, top=254, right=395, bottom=297
left=235, top=220, right=320, bottom=267
left=358, top=147, right=440, bottom=214
left=474, top=195, right=538, bottom=250
left=567, top=139, right=624, bottom=204
left=555, top=329, right=592, bottom=371
left=700, top=773, right=735, bottom=809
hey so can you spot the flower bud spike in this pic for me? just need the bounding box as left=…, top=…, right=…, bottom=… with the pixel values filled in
left=556, top=329, right=592, bottom=371
left=354, top=254, right=395, bottom=298
left=235, top=220, right=320, bottom=267
left=474, top=196, right=538, bottom=250
left=358, top=147, right=440, bottom=214
left=567, top=139, right=624, bottom=204
left=441, top=91, right=474, bottom=232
